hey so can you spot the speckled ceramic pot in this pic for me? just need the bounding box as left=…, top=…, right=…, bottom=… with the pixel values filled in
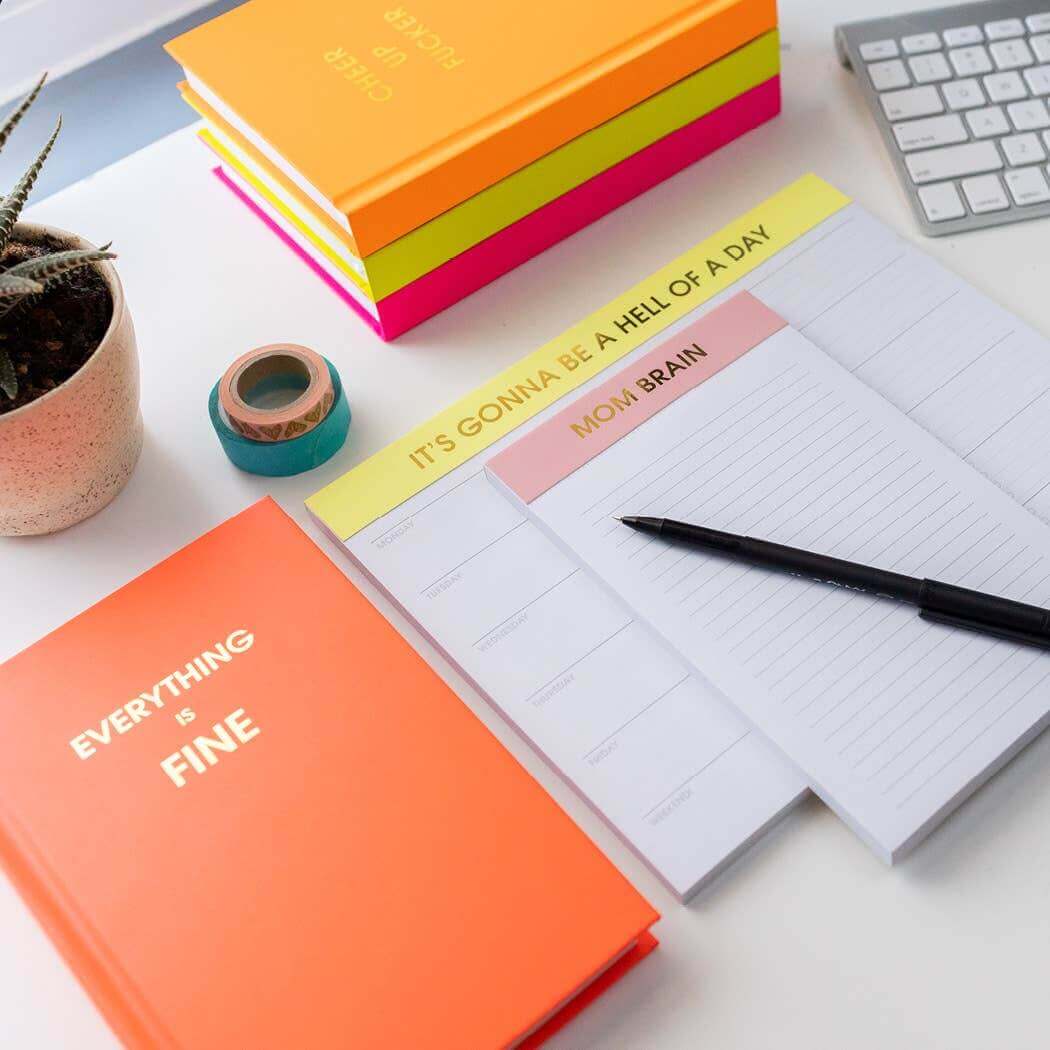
left=0, top=222, right=141, bottom=535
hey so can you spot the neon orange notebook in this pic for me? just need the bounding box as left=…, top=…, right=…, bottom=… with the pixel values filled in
left=0, top=499, right=658, bottom=1048
left=165, top=0, right=776, bottom=255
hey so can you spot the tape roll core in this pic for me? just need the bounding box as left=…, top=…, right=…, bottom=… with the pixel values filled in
left=220, top=344, right=334, bottom=442
left=235, top=353, right=312, bottom=410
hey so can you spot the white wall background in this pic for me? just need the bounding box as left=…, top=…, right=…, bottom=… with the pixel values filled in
left=0, top=0, right=214, bottom=103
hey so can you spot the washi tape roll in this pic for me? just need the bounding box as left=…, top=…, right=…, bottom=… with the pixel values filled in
left=209, top=355, right=351, bottom=476
left=219, top=344, right=334, bottom=442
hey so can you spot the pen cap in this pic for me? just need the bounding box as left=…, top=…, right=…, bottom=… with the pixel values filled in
left=920, top=579, right=1050, bottom=636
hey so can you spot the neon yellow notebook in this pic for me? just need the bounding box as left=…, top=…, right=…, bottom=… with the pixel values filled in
left=193, top=31, right=779, bottom=303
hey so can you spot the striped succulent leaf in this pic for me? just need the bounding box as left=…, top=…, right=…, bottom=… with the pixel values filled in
left=5, top=247, right=115, bottom=292
left=0, top=73, right=48, bottom=157
left=0, top=273, right=44, bottom=324
left=0, top=117, right=61, bottom=257
left=0, top=272, right=43, bottom=298
left=0, top=76, right=115, bottom=403
left=0, top=350, right=16, bottom=400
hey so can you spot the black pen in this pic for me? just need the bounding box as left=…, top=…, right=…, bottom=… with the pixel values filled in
left=617, top=515, right=1050, bottom=651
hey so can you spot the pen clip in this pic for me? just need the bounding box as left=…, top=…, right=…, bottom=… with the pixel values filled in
left=918, top=608, right=1050, bottom=651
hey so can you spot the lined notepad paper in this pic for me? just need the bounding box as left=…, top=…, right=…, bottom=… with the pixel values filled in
left=489, top=293, right=1050, bottom=860
left=310, top=175, right=1050, bottom=889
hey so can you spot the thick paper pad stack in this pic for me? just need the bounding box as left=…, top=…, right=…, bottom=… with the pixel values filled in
left=166, top=0, right=781, bottom=338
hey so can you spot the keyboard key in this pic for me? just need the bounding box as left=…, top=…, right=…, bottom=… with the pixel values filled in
left=1024, top=64, right=1050, bottom=94
left=985, top=71, right=1028, bottom=101
left=869, top=59, right=910, bottom=90
left=950, top=45, right=994, bottom=75
left=893, top=113, right=968, bottom=151
left=860, top=39, right=899, bottom=61
left=943, top=25, right=983, bottom=47
left=917, top=181, right=966, bottom=221
left=1000, top=132, right=1047, bottom=164
left=902, top=33, right=941, bottom=54
left=943, top=78, right=986, bottom=109
left=840, top=12, right=1050, bottom=233
left=990, top=38, right=1034, bottom=69
left=880, top=84, right=944, bottom=120
left=982, top=70, right=1024, bottom=100
left=908, top=52, right=952, bottom=83
left=961, top=173, right=1010, bottom=212
left=985, top=18, right=1025, bottom=40
left=1008, top=98, right=1050, bottom=129
left=1005, top=165, right=1050, bottom=203
left=905, top=140, right=1003, bottom=183
left=966, top=105, right=1011, bottom=137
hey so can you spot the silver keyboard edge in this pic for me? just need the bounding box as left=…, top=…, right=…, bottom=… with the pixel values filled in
left=836, top=0, right=1050, bottom=237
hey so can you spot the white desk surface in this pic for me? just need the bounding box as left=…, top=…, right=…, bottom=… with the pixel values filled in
left=3, top=2, right=1049, bottom=1047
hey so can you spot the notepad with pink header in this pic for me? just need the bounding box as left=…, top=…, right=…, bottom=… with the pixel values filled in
left=487, top=290, right=1050, bottom=864
left=488, top=293, right=786, bottom=504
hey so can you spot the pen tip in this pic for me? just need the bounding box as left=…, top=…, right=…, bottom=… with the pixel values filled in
left=614, top=516, right=623, bottom=522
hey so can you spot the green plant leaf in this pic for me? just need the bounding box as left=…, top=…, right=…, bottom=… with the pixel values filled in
left=0, top=273, right=42, bottom=322
left=0, top=72, right=47, bottom=157
left=0, top=116, right=60, bottom=257
left=5, top=247, right=115, bottom=290
left=0, top=348, right=17, bottom=400
left=0, top=273, right=43, bottom=298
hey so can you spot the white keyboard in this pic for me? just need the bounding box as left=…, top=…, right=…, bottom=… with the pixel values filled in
left=836, top=1, right=1050, bottom=235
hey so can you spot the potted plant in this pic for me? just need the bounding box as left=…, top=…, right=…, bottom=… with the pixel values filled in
left=0, top=74, right=141, bottom=536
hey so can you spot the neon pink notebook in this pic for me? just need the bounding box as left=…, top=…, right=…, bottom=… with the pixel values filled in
left=217, top=77, right=779, bottom=340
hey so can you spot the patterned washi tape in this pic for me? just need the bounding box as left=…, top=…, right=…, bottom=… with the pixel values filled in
left=219, top=344, right=335, bottom=442
left=209, top=356, right=351, bottom=476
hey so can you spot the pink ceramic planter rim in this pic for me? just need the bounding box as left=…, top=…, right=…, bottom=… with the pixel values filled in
left=0, top=222, right=125, bottom=423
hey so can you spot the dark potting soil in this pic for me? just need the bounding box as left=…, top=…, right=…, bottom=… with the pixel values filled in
left=0, top=234, right=113, bottom=415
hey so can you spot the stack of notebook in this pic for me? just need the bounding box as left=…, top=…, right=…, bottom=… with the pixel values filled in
left=165, top=0, right=780, bottom=340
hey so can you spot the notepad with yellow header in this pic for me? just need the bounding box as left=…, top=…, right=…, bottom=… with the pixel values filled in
left=308, top=170, right=1050, bottom=886
left=306, top=176, right=851, bottom=899
left=0, top=499, right=658, bottom=1049
left=165, top=0, right=777, bottom=255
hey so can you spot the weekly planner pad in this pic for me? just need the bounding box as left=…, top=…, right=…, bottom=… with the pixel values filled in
left=309, top=175, right=1050, bottom=894
left=487, top=291, right=1050, bottom=861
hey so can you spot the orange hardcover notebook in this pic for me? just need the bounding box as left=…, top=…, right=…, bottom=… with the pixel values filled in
left=0, top=499, right=658, bottom=1049
left=165, top=0, right=776, bottom=255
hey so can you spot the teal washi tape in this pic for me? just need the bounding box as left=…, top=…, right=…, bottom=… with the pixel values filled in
left=209, top=358, right=350, bottom=476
